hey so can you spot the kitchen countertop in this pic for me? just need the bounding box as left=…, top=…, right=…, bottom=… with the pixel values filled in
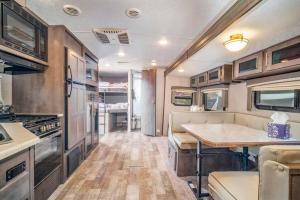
left=0, top=123, right=40, bottom=160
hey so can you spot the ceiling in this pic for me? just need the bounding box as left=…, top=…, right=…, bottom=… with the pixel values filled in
left=170, top=0, right=300, bottom=77
left=26, top=0, right=235, bottom=73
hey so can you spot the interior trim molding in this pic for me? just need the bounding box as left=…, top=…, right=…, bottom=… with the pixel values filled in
left=164, top=0, right=263, bottom=76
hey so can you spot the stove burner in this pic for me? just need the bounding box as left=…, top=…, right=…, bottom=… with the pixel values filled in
left=0, top=113, right=61, bottom=138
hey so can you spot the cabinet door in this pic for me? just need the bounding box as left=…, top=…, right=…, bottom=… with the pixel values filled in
left=78, top=57, right=86, bottom=84
left=207, top=68, right=221, bottom=84
left=77, top=85, right=86, bottom=142
left=234, top=52, right=263, bottom=79
left=197, top=72, right=207, bottom=87
left=190, top=76, right=198, bottom=87
left=67, top=87, right=78, bottom=149
left=68, top=50, right=86, bottom=83
left=265, top=36, right=300, bottom=71
left=68, top=51, right=79, bottom=81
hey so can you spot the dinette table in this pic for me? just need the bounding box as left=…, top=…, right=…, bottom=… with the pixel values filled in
left=181, top=123, right=300, bottom=199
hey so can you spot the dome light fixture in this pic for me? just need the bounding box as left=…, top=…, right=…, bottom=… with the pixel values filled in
left=224, top=34, right=248, bottom=52
left=178, top=68, right=184, bottom=73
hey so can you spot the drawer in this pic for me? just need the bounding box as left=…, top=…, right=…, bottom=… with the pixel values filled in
left=0, top=150, right=30, bottom=189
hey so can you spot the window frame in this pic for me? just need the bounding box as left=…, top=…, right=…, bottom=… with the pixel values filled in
left=203, top=91, right=225, bottom=111
left=172, top=95, right=193, bottom=107
left=254, top=89, right=300, bottom=113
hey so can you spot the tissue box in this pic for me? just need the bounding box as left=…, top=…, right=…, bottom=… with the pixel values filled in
left=267, top=123, right=290, bottom=139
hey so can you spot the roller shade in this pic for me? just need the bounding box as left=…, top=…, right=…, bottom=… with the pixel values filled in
left=249, top=80, right=300, bottom=91
left=201, top=88, right=228, bottom=93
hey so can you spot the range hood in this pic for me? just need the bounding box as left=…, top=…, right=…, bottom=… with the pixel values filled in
left=0, top=51, right=47, bottom=75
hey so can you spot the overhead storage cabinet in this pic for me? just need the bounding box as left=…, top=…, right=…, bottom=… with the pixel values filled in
left=264, top=36, right=300, bottom=72
left=207, top=64, right=232, bottom=85
left=233, top=52, right=263, bottom=80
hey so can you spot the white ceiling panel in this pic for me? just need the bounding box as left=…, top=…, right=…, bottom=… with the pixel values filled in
left=171, top=0, right=300, bottom=77
left=26, top=0, right=235, bottom=72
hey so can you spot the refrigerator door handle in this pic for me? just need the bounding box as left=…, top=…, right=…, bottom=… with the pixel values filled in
left=67, top=65, right=73, bottom=98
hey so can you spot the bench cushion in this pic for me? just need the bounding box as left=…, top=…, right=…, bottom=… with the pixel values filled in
left=208, top=171, right=259, bottom=200
left=173, top=132, right=197, bottom=150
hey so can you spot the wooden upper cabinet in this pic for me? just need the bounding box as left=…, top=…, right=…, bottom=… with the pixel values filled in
left=207, top=64, right=232, bottom=85
left=233, top=52, right=263, bottom=79
left=197, top=72, right=207, bottom=87
left=264, top=36, right=300, bottom=71
left=190, top=75, right=198, bottom=87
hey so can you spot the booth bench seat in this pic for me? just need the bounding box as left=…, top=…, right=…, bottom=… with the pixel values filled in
left=168, top=112, right=238, bottom=176
left=168, top=111, right=300, bottom=177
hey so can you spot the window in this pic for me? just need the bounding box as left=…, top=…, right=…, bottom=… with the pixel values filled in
left=173, top=96, right=193, bottom=106
left=254, top=90, right=300, bottom=112
left=203, top=91, right=224, bottom=111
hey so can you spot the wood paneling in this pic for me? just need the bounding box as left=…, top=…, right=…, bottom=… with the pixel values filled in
left=141, top=69, right=156, bottom=136
left=165, top=0, right=262, bottom=76
left=12, top=26, right=65, bottom=113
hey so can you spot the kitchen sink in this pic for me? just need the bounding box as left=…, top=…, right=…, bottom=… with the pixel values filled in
left=0, top=125, right=12, bottom=144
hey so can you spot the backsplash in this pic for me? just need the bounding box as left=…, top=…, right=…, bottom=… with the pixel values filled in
left=0, top=73, right=12, bottom=105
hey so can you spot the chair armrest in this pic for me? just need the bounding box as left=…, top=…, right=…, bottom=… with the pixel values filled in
left=259, top=160, right=300, bottom=200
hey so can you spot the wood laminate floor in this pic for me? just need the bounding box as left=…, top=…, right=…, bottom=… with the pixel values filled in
left=49, top=131, right=197, bottom=200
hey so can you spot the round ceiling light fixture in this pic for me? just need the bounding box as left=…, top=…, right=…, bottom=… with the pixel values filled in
left=126, top=8, right=142, bottom=19
left=178, top=68, right=184, bottom=73
left=151, top=60, right=157, bottom=66
left=118, top=51, right=125, bottom=57
left=158, top=38, right=168, bottom=46
left=63, top=5, right=82, bottom=16
left=224, top=34, right=248, bottom=52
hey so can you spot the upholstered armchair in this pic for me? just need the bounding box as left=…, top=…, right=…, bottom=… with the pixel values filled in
left=208, top=145, right=300, bottom=200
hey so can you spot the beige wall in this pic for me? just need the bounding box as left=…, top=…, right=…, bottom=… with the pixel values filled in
left=228, top=82, right=300, bottom=122
left=162, top=75, right=190, bottom=136
left=155, top=68, right=165, bottom=136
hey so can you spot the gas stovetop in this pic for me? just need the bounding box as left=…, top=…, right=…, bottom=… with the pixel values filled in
left=0, top=108, right=61, bottom=138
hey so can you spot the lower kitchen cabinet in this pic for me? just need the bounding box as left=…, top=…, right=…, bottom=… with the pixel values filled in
left=0, top=149, right=33, bottom=200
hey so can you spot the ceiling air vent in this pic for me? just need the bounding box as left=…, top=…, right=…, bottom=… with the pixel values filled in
left=126, top=8, right=141, bottom=19
left=63, top=5, right=82, bottom=16
left=93, top=28, right=130, bottom=45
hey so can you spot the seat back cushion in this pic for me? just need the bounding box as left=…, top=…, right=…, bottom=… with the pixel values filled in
left=170, top=111, right=235, bottom=132
left=234, top=113, right=300, bottom=140
left=259, top=145, right=300, bottom=173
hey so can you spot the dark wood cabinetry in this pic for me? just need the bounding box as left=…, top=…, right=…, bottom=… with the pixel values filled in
left=197, top=72, right=207, bottom=87
left=207, top=64, right=232, bottom=85
left=0, top=149, right=34, bottom=200
left=233, top=52, right=263, bottom=79
left=12, top=25, right=99, bottom=183
left=190, top=65, right=232, bottom=88
left=233, top=36, right=300, bottom=80
left=190, top=75, right=198, bottom=87
left=265, top=36, right=300, bottom=72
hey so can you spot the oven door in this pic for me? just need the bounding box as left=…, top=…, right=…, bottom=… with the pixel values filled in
left=1, top=3, right=37, bottom=54
left=34, top=131, right=62, bottom=186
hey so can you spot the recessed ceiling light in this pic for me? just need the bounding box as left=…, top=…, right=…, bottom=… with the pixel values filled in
left=178, top=68, right=184, bottom=72
left=158, top=38, right=168, bottom=46
left=151, top=60, right=156, bottom=63
left=104, top=63, right=110, bottom=67
left=118, top=51, right=125, bottom=57
left=151, top=62, right=157, bottom=66
left=126, top=8, right=142, bottom=19
left=224, top=34, right=248, bottom=52
left=63, top=5, right=82, bottom=16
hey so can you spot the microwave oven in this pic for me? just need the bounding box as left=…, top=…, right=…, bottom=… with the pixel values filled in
left=0, top=1, right=48, bottom=61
